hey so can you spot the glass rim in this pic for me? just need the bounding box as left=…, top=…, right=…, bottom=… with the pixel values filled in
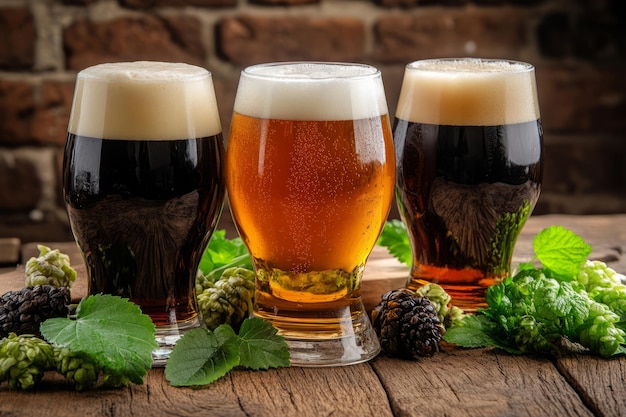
left=405, top=57, right=535, bottom=74
left=241, top=61, right=381, bottom=81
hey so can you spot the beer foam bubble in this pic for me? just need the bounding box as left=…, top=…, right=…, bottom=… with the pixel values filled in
left=68, top=61, right=222, bottom=140
left=396, top=58, right=540, bottom=126
left=233, top=62, right=389, bottom=121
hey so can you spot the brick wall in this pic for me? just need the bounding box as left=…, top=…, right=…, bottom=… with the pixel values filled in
left=0, top=0, right=625, bottom=243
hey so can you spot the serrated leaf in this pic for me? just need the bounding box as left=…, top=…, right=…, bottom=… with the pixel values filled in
left=533, top=226, right=591, bottom=277
left=164, top=326, right=240, bottom=387
left=40, top=294, right=157, bottom=384
left=443, top=315, right=520, bottom=354
left=199, top=230, right=251, bottom=276
left=238, top=318, right=290, bottom=370
left=376, top=220, right=412, bottom=266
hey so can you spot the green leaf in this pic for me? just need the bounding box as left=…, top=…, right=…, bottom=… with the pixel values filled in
left=376, top=220, right=412, bottom=266
left=199, top=230, right=252, bottom=277
left=164, top=326, right=241, bottom=387
left=237, top=318, right=290, bottom=370
left=40, top=294, right=157, bottom=384
left=443, top=315, right=520, bottom=354
left=533, top=226, right=591, bottom=277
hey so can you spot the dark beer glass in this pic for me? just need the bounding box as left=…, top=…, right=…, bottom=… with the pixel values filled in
left=393, top=58, right=543, bottom=312
left=226, top=62, right=395, bottom=366
left=63, top=61, right=226, bottom=365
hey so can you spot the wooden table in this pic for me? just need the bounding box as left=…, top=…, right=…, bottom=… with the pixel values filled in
left=1, top=214, right=625, bottom=417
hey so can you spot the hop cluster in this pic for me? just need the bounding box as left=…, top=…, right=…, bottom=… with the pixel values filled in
left=0, top=333, right=54, bottom=390
left=196, top=267, right=255, bottom=331
left=24, top=245, right=76, bottom=289
left=0, top=285, right=70, bottom=338
left=577, top=301, right=626, bottom=357
left=53, top=347, right=100, bottom=391
left=414, top=283, right=466, bottom=328
left=371, top=289, right=445, bottom=358
left=579, top=260, right=626, bottom=320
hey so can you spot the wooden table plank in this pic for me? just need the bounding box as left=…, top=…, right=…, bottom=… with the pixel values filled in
left=1, top=365, right=393, bottom=417
left=555, top=353, right=626, bottom=417
left=371, top=347, right=595, bottom=417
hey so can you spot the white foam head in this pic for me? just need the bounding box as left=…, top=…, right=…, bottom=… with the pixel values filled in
left=396, top=58, right=540, bottom=126
left=68, top=61, right=222, bottom=140
left=233, top=62, right=389, bottom=121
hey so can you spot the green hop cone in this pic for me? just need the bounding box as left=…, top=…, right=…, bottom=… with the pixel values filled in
left=577, top=260, right=625, bottom=293
left=53, top=346, right=100, bottom=391
left=577, top=301, right=626, bottom=357
left=0, top=333, right=54, bottom=390
left=414, top=283, right=466, bottom=328
left=197, top=267, right=255, bottom=331
left=512, top=316, right=556, bottom=355
left=25, top=245, right=77, bottom=288
left=100, top=371, right=132, bottom=388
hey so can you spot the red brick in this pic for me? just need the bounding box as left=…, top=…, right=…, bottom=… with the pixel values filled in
left=536, top=66, right=626, bottom=133
left=0, top=81, right=34, bottom=145
left=119, top=0, right=235, bottom=8
left=373, top=9, right=528, bottom=63
left=31, top=82, right=75, bottom=147
left=218, top=16, right=365, bottom=65
left=0, top=7, right=36, bottom=70
left=64, top=15, right=205, bottom=70
left=0, top=80, right=74, bottom=147
left=0, top=151, right=42, bottom=210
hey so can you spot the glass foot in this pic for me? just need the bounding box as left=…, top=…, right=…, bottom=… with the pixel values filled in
left=256, top=302, right=381, bottom=367
left=151, top=316, right=205, bottom=367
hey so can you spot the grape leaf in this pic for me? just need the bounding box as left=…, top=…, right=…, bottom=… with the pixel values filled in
left=237, top=317, right=290, bottom=370
left=164, top=326, right=240, bottom=387
left=533, top=226, right=591, bottom=277
left=40, top=294, right=157, bottom=384
left=377, top=219, right=412, bottom=266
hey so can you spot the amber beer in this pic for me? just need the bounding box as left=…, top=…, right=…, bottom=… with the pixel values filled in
left=63, top=62, right=226, bottom=364
left=226, top=62, right=395, bottom=366
left=394, top=59, right=543, bottom=311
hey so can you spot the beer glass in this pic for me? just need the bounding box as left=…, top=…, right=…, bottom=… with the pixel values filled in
left=226, top=62, right=395, bottom=366
left=63, top=61, right=226, bottom=365
left=394, top=58, right=543, bottom=312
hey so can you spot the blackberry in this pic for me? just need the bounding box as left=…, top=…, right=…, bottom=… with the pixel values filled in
left=371, top=289, right=445, bottom=358
left=0, top=285, right=71, bottom=338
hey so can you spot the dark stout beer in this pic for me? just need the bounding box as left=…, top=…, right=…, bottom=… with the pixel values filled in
left=64, top=134, right=225, bottom=325
left=62, top=61, right=225, bottom=363
left=394, top=59, right=543, bottom=311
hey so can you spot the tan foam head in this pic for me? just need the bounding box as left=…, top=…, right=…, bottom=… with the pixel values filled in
left=68, top=61, right=222, bottom=140
left=233, top=62, right=389, bottom=121
left=395, top=58, right=540, bottom=126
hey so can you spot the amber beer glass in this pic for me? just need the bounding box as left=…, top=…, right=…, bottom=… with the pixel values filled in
left=63, top=62, right=226, bottom=365
left=394, top=58, right=543, bottom=312
left=227, top=62, right=395, bottom=365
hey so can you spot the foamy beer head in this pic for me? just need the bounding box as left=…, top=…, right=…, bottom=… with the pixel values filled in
left=233, top=62, right=389, bottom=121
left=396, top=58, right=540, bottom=126
left=68, top=61, right=222, bottom=140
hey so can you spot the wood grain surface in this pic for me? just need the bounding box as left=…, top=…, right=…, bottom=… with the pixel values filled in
left=1, top=214, right=625, bottom=417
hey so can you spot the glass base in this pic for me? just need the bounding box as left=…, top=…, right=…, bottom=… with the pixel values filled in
left=151, top=316, right=205, bottom=367
left=255, top=302, right=380, bottom=367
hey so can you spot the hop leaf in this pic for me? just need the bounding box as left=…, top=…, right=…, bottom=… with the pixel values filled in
left=40, top=294, right=157, bottom=385
left=533, top=226, right=591, bottom=277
